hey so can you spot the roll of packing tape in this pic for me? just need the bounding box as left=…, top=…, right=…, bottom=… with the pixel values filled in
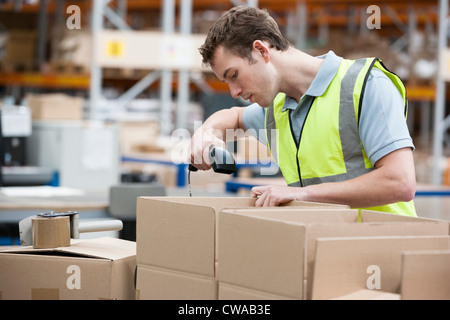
left=32, top=216, right=71, bottom=249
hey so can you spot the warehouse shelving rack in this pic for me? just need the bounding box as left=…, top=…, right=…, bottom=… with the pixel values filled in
left=89, top=0, right=249, bottom=135
left=432, top=0, right=450, bottom=185
left=0, top=1, right=445, bottom=157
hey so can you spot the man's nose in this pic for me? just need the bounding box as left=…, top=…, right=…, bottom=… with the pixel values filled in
left=229, top=84, right=242, bottom=99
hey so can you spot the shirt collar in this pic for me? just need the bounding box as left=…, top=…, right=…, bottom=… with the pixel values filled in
left=282, top=50, right=343, bottom=111
left=306, top=50, right=342, bottom=97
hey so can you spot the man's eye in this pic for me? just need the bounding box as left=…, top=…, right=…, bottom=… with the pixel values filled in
left=232, top=72, right=238, bottom=79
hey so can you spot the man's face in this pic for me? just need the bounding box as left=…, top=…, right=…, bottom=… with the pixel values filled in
left=211, top=45, right=277, bottom=108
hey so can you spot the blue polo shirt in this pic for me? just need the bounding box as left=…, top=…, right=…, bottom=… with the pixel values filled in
left=242, top=50, right=414, bottom=166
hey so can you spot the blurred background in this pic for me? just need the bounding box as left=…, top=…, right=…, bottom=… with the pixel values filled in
left=0, top=0, right=448, bottom=244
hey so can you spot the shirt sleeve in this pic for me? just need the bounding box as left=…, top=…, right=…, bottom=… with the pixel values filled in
left=241, top=103, right=267, bottom=145
left=359, top=68, right=415, bottom=166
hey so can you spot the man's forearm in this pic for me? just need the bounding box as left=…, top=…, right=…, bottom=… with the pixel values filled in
left=200, top=107, right=246, bottom=141
left=300, top=148, right=415, bottom=207
left=252, top=148, right=416, bottom=208
left=302, top=167, right=414, bottom=208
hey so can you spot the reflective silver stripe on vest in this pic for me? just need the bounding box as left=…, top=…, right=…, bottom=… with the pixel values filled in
left=296, top=170, right=372, bottom=187
left=269, top=58, right=375, bottom=187
left=334, top=58, right=374, bottom=180
left=288, top=173, right=349, bottom=187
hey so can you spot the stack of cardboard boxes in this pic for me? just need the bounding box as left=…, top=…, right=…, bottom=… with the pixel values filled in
left=0, top=196, right=449, bottom=300
left=134, top=197, right=351, bottom=299
left=135, top=197, right=450, bottom=300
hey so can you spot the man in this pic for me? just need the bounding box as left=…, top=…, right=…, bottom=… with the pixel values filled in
left=189, top=6, right=416, bottom=216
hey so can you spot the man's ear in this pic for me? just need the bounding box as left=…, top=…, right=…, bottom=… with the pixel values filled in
left=253, top=40, right=270, bottom=62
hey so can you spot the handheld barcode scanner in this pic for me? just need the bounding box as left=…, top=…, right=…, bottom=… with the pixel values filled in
left=188, top=146, right=236, bottom=196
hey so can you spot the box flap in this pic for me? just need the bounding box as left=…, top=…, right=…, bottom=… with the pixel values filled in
left=0, top=237, right=136, bottom=261
left=400, top=249, right=450, bottom=300
left=138, top=196, right=349, bottom=210
left=360, top=210, right=449, bottom=224
left=220, top=207, right=358, bottom=224
left=218, top=210, right=306, bottom=299
left=138, top=196, right=256, bottom=209
left=61, top=237, right=136, bottom=260
left=137, top=197, right=216, bottom=276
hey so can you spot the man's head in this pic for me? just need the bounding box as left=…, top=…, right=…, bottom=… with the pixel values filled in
left=199, top=6, right=291, bottom=68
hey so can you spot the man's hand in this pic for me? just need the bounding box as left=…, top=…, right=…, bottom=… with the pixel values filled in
left=188, top=107, right=247, bottom=171
left=251, top=185, right=306, bottom=207
left=188, top=127, right=225, bottom=171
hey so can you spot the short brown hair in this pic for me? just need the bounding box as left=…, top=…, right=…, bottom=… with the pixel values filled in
left=199, top=6, right=291, bottom=67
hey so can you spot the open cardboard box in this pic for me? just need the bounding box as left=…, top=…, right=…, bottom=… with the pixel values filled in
left=312, top=236, right=450, bottom=300
left=0, top=237, right=136, bottom=300
left=135, top=196, right=348, bottom=300
left=217, top=208, right=449, bottom=300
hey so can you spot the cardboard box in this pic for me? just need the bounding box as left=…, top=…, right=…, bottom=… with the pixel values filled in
left=0, top=237, right=136, bottom=300
left=4, top=30, right=37, bottom=68
left=26, top=93, right=83, bottom=121
left=136, top=265, right=217, bottom=300
left=219, top=282, right=295, bottom=300
left=400, top=250, right=450, bottom=300
left=218, top=208, right=449, bottom=300
left=312, top=236, right=450, bottom=300
left=136, top=196, right=347, bottom=299
left=51, top=30, right=91, bottom=69
left=330, top=289, right=400, bottom=300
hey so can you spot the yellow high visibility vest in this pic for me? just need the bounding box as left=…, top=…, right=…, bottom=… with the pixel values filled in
left=265, top=57, right=416, bottom=217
